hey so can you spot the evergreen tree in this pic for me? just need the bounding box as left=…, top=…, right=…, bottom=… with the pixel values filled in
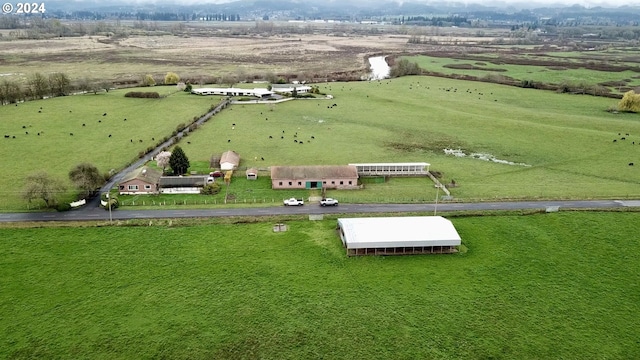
left=169, top=146, right=190, bottom=175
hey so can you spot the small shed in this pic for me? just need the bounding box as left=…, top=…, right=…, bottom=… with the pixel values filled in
left=158, top=175, right=209, bottom=194
left=337, top=216, right=461, bottom=256
left=246, top=168, right=258, bottom=180
left=220, top=150, right=240, bottom=171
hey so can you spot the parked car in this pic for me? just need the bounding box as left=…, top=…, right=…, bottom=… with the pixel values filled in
left=210, top=171, right=223, bottom=178
left=283, top=198, right=304, bottom=206
left=320, top=198, right=339, bottom=206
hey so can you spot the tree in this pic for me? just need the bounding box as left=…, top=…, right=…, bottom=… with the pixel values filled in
left=69, top=163, right=104, bottom=198
left=164, top=72, right=180, bottom=85
left=28, top=72, right=50, bottom=99
left=48, top=72, right=71, bottom=96
left=184, top=83, right=193, bottom=92
left=156, top=151, right=172, bottom=173
left=142, top=74, right=156, bottom=87
left=169, top=146, right=190, bottom=175
left=22, top=171, right=67, bottom=208
left=0, top=79, right=23, bottom=104
left=618, top=90, right=640, bottom=112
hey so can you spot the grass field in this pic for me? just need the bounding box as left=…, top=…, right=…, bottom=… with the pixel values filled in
left=3, top=75, right=640, bottom=211
left=178, top=76, right=640, bottom=203
left=403, top=54, right=640, bottom=92
left=1, top=211, right=639, bottom=359
left=0, top=87, right=217, bottom=210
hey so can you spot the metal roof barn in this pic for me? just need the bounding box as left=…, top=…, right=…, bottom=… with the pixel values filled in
left=337, top=216, right=461, bottom=256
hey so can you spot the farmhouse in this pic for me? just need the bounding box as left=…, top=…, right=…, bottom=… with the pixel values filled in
left=220, top=150, right=240, bottom=170
left=118, top=166, right=162, bottom=195
left=191, top=87, right=273, bottom=98
left=270, top=165, right=359, bottom=189
left=159, top=175, right=211, bottom=194
left=337, top=216, right=461, bottom=256
left=270, top=84, right=312, bottom=95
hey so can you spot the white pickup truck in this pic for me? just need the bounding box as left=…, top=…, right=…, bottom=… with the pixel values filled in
left=320, top=198, right=339, bottom=206
left=283, top=198, right=304, bottom=206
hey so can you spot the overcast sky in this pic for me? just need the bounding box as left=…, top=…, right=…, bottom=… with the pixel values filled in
left=113, top=0, right=639, bottom=7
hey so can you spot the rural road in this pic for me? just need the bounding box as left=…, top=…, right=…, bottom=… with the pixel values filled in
left=0, top=200, right=637, bottom=223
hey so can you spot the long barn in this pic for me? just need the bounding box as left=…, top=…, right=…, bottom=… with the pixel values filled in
left=337, top=216, right=461, bottom=256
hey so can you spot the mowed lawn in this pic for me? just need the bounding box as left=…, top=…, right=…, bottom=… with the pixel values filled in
left=182, top=76, right=640, bottom=202
left=1, top=212, right=639, bottom=359
left=0, top=87, right=218, bottom=210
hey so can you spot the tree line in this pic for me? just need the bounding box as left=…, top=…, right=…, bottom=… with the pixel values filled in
left=0, top=72, right=113, bottom=105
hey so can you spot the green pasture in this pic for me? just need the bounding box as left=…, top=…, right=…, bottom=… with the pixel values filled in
left=0, top=87, right=216, bottom=210
left=404, top=54, right=640, bottom=90
left=174, top=76, right=640, bottom=203
left=3, top=75, right=640, bottom=211
left=1, top=211, right=639, bottom=359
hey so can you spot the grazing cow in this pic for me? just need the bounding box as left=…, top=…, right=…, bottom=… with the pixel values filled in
left=311, top=136, right=315, bottom=139
left=139, top=140, right=143, bottom=143
left=103, top=113, right=107, bottom=116
left=98, top=120, right=101, bottom=123
left=294, top=140, right=298, bottom=143
left=70, top=133, right=73, bottom=136
left=152, top=138, right=154, bottom=141
left=232, top=123, right=236, bottom=126
left=622, top=137, right=626, bottom=140
left=261, top=157, right=264, bottom=161
left=613, top=139, right=617, bottom=142
left=281, top=136, right=284, bottom=139
left=22, top=125, right=26, bottom=129
left=629, top=163, right=634, bottom=166
left=269, top=136, right=272, bottom=139
left=82, top=123, right=86, bottom=126
left=38, top=110, right=41, bottom=113
left=108, top=134, right=112, bottom=138
left=12, top=136, right=15, bottom=138
left=4, top=135, right=9, bottom=138
left=187, top=141, right=191, bottom=144
left=124, top=118, right=127, bottom=121
left=228, top=139, right=231, bottom=142
left=37, top=133, right=40, bottom=136
left=282, top=130, right=285, bottom=133
left=131, top=139, right=133, bottom=142
left=299, top=141, right=303, bottom=144
left=626, top=133, right=630, bottom=136
left=25, top=132, right=28, bottom=135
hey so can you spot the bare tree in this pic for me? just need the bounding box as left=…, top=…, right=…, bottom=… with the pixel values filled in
left=48, top=72, right=70, bottom=96
left=28, top=72, right=50, bottom=99
left=22, top=171, right=67, bottom=208
left=69, top=163, right=104, bottom=198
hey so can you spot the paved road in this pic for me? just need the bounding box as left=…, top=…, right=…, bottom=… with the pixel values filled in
left=0, top=200, right=635, bottom=223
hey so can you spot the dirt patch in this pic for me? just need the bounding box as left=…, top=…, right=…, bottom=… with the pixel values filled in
left=444, top=63, right=507, bottom=72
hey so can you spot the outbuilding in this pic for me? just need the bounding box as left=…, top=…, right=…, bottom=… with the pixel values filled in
left=246, top=168, right=258, bottom=180
left=270, top=165, right=358, bottom=189
left=220, top=150, right=240, bottom=171
left=337, top=216, right=461, bottom=256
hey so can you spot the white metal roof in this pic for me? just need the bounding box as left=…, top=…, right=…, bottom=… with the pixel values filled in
left=337, top=216, right=461, bottom=249
left=349, top=162, right=430, bottom=167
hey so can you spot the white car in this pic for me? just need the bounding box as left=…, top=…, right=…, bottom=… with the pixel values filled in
left=283, top=198, right=304, bottom=206
left=320, top=198, right=339, bottom=206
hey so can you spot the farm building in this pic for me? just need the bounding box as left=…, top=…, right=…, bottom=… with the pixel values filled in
left=349, top=162, right=430, bottom=176
left=337, top=216, right=461, bottom=256
left=220, top=150, right=240, bottom=170
left=270, top=165, right=359, bottom=189
left=270, top=84, right=312, bottom=95
left=191, top=87, right=273, bottom=98
left=159, top=175, right=211, bottom=194
left=118, top=166, right=162, bottom=195
left=246, top=168, right=258, bottom=180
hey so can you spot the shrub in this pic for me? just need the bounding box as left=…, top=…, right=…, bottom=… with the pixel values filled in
left=201, top=182, right=221, bottom=195
left=124, top=92, right=160, bottom=98
left=56, top=202, right=72, bottom=212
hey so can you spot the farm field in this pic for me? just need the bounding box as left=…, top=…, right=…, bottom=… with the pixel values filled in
left=403, top=53, right=640, bottom=93
left=3, top=75, right=640, bottom=211
left=1, top=211, right=639, bottom=359
left=179, top=76, right=640, bottom=204
left=0, top=87, right=216, bottom=210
